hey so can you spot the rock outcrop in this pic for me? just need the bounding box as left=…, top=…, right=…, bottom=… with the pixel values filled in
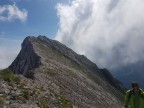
left=9, top=37, right=41, bottom=78
left=1, top=35, right=126, bottom=108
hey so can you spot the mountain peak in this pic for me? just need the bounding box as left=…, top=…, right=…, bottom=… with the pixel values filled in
left=8, top=35, right=124, bottom=107
left=37, top=35, right=48, bottom=40
left=9, top=36, right=42, bottom=78
left=10, top=35, right=99, bottom=77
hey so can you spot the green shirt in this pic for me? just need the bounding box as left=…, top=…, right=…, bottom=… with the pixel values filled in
left=124, top=89, right=144, bottom=108
left=134, top=93, right=139, bottom=108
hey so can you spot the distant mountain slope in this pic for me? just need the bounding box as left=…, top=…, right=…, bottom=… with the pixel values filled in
left=7, top=36, right=125, bottom=108
left=100, top=69, right=126, bottom=92
left=113, top=60, right=144, bottom=88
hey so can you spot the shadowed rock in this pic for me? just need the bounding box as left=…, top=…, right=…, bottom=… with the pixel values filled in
left=9, top=37, right=41, bottom=78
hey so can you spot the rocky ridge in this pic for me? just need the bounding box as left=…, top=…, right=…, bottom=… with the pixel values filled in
left=0, top=36, right=125, bottom=108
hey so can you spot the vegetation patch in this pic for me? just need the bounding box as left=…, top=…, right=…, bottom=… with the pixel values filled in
left=31, top=86, right=44, bottom=97
left=15, top=95, right=27, bottom=103
left=0, top=96, right=5, bottom=105
left=0, top=69, right=20, bottom=83
left=39, top=97, right=49, bottom=108
left=57, top=95, right=73, bottom=108
left=46, top=69, right=57, bottom=76
left=22, top=89, right=31, bottom=100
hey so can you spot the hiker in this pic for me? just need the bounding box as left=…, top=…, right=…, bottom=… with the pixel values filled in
left=124, top=82, right=144, bottom=108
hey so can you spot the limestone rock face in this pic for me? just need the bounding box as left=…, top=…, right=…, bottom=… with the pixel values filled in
left=9, top=37, right=41, bottom=78
left=6, top=36, right=125, bottom=108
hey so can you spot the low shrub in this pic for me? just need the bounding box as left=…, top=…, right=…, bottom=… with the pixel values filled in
left=0, top=69, right=20, bottom=83
left=39, top=97, right=49, bottom=108
left=22, top=89, right=31, bottom=100
left=57, top=96, right=73, bottom=108
left=46, top=69, right=57, bottom=76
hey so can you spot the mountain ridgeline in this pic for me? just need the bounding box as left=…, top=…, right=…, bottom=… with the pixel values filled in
left=8, top=36, right=125, bottom=108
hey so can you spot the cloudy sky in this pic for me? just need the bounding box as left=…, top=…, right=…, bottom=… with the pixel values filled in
left=56, top=0, right=144, bottom=70
left=1, top=0, right=144, bottom=71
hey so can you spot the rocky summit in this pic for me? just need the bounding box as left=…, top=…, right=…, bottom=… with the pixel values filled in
left=0, top=36, right=125, bottom=108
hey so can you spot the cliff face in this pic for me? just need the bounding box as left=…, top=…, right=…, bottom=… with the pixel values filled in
left=7, top=36, right=124, bottom=108
left=9, top=37, right=41, bottom=78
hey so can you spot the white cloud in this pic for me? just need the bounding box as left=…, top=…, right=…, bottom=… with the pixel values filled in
left=55, top=0, right=144, bottom=69
left=0, top=4, right=28, bottom=22
left=0, top=38, right=21, bottom=69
